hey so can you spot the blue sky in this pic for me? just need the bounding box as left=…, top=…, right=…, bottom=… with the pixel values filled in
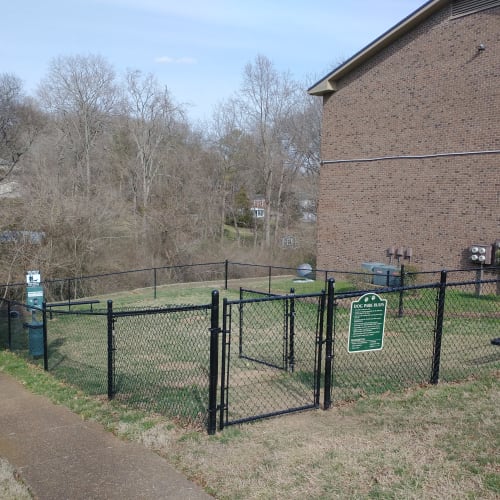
left=3, top=0, right=425, bottom=122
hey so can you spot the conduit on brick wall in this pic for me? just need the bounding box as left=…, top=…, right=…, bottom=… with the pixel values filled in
left=320, top=149, right=500, bottom=165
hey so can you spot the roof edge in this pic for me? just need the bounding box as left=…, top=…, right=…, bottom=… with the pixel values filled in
left=308, top=0, right=448, bottom=96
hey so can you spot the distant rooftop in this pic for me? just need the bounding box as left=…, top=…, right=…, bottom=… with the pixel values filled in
left=0, top=231, right=45, bottom=244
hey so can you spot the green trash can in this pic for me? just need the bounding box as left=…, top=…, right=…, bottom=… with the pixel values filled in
left=26, top=321, right=44, bottom=357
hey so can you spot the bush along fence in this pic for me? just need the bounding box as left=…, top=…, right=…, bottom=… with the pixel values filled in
left=1, top=271, right=499, bottom=434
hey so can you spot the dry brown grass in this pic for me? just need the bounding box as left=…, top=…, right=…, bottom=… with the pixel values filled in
left=0, top=458, right=32, bottom=499
left=1, top=349, right=498, bottom=499
left=135, top=372, right=500, bottom=499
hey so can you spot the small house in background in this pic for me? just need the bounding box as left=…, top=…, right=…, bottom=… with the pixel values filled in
left=0, top=231, right=45, bottom=245
left=309, top=0, right=499, bottom=271
left=299, top=198, right=317, bottom=223
left=281, top=235, right=297, bottom=248
left=251, top=196, right=266, bottom=218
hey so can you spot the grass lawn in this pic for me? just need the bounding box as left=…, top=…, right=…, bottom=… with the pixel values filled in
left=0, top=350, right=498, bottom=499
left=1, top=276, right=499, bottom=498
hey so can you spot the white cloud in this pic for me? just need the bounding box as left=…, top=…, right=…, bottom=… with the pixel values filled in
left=155, top=56, right=197, bottom=65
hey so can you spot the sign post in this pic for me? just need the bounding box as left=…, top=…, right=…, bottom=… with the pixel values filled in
left=348, top=293, right=387, bottom=353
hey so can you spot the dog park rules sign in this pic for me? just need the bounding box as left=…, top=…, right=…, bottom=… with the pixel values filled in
left=348, top=293, right=387, bottom=353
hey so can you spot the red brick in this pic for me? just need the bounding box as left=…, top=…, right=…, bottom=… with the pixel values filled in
left=317, top=6, right=500, bottom=271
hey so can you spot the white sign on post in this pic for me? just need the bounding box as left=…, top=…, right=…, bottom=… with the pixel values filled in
left=26, top=270, right=41, bottom=286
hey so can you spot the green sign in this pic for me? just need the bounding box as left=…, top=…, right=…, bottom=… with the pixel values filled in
left=348, top=293, right=387, bottom=353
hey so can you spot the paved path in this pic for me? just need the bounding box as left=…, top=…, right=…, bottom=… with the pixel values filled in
left=0, top=373, right=213, bottom=499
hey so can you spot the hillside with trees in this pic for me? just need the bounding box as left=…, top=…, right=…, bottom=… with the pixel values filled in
left=0, top=54, right=321, bottom=288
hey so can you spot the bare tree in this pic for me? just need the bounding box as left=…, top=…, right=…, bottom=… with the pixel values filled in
left=238, top=55, right=302, bottom=247
left=275, top=89, right=322, bottom=233
left=210, top=56, right=322, bottom=250
left=37, top=54, right=118, bottom=195
left=210, top=99, right=257, bottom=243
left=0, top=73, right=43, bottom=182
left=123, top=70, right=184, bottom=212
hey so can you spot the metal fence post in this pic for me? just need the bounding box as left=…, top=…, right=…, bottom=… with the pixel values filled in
left=315, top=290, right=326, bottom=408
left=153, top=268, right=157, bottom=299
left=398, top=264, right=405, bottom=318
left=107, top=300, right=115, bottom=400
left=219, top=297, right=229, bottom=431
left=324, top=278, right=335, bottom=409
left=288, top=288, right=295, bottom=373
left=42, top=301, right=48, bottom=371
left=224, top=259, right=229, bottom=290
left=268, top=266, right=272, bottom=294
left=7, top=300, right=12, bottom=350
left=475, top=267, right=483, bottom=297
left=431, top=270, right=447, bottom=385
left=208, top=290, right=220, bottom=435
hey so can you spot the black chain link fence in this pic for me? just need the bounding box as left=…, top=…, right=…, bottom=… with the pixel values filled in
left=46, top=306, right=109, bottom=395
left=331, top=286, right=438, bottom=402
left=112, top=304, right=212, bottom=426
left=42, top=301, right=215, bottom=428
left=1, top=301, right=33, bottom=351
left=2, top=260, right=498, bottom=301
left=1, top=269, right=499, bottom=432
left=439, top=277, right=500, bottom=382
left=329, top=274, right=500, bottom=404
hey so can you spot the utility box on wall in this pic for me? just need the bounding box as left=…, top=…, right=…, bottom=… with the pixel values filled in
left=469, top=245, right=493, bottom=265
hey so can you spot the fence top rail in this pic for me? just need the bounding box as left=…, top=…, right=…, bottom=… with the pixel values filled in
left=47, top=302, right=212, bottom=318
left=47, top=300, right=100, bottom=308
left=52, top=261, right=226, bottom=282
left=48, top=308, right=108, bottom=317
left=445, top=277, right=500, bottom=287
left=334, top=281, right=442, bottom=299
left=239, top=287, right=281, bottom=297
left=112, top=303, right=211, bottom=318
left=0, top=261, right=228, bottom=288
left=229, top=289, right=325, bottom=306
left=230, top=261, right=297, bottom=272
left=1, top=262, right=498, bottom=290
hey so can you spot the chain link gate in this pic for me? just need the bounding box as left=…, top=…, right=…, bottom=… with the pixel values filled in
left=219, top=289, right=326, bottom=429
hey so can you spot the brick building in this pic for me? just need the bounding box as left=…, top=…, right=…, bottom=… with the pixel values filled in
left=309, top=0, right=499, bottom=271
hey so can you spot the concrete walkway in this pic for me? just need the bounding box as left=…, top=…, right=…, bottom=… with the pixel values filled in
left=0, top=373, right=213, bottom=499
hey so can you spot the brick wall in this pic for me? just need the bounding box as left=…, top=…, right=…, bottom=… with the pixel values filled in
left=317, top=5, right=500, bottom=272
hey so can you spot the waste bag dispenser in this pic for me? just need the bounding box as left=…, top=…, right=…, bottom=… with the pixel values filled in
left=26, top=320, right=44, bottom=357
left=25, top=270, right=44, bottom=357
